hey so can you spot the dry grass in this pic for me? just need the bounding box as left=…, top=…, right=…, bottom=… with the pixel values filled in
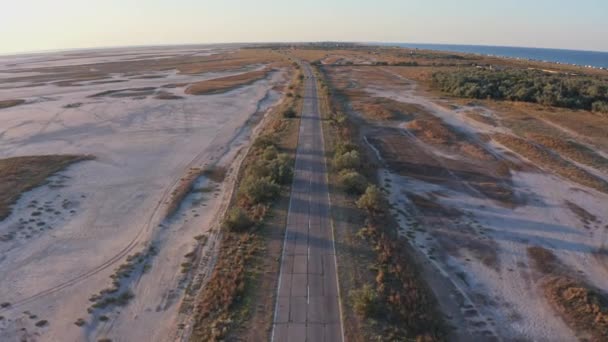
left=0, top=99, right=25, bottom=109
left=0, top=155, right=93, bottom=220
left=201, top=166, right=227, bottom=183
left=88, top=87, right=156, bottom=98
left=465, top=112, right=497, bottom=127
left=527, top=246, right=608, bottom=342
left=493, top=133, right=608, bottom=194
left=166, top=167, right=204, bottom=219
left=350, top=96, right=427, bottom=121
left=544, top=277, right=608, bottom=342
left=407, top=119, right=453, bottom=145
left=527, top=133, right=608, bottom=172
left=185, top=69, right=270, bottom=95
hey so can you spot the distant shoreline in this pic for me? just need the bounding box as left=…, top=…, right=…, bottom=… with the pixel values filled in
left=379, top=43, right=608, bottom=70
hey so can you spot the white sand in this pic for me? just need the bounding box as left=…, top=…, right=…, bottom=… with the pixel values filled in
left=0, top=47, right=288, bottom=342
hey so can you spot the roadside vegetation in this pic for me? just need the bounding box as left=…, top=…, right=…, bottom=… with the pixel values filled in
left=190, top=59, right=303, bottom=341
left=314, top=64, right=446, bottom=341
left=433, top=68, right=608, bottom=113
left=0, top=155, right=93, bottom=220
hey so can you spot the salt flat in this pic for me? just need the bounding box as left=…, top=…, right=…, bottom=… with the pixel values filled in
left=0, top=46, right=288, bottom=341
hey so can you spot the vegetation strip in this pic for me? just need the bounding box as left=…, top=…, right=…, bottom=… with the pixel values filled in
left=189, top=59, right=303, bottom=341
left=313, top=63, right=446, bottom=341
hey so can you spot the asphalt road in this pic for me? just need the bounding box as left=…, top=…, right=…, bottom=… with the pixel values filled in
left=271, top=62, right=344, bottom=342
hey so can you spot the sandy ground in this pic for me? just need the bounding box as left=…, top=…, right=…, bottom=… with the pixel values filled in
left=0, top=47, right=288, bottom=342
left=355, top=69, right=608, bottom=341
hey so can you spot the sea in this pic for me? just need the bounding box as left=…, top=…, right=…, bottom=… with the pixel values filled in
left=383, top=43, right=608, bottom=69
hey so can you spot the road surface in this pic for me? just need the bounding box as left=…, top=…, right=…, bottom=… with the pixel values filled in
left=271, top=62, right=344, bottom=342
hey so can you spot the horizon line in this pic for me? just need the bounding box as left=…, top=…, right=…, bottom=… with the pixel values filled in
left=2, top=40, right=608, bottom=58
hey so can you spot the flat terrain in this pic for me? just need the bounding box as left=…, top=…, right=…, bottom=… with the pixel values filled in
left=0, top=46, right=289, bottom=342
left=272, top=63, right=343, bottom=341
left=2, top=44, right=608, bottom=342
left=308, top=46, right=608, bottom=341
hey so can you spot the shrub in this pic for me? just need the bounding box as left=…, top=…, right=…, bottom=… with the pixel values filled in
left=35, top=320, right=48, bottom=327
left=338, top=170, right=367, bottom=194
left=223, top=207, right=253, bottom=232
left=269, top=154, right=294, bottom=184
left=357, top=185, right=388, bottom=214
left=331, top=112, right=347, bottom=125
left=262, top=146, right=278, bottom=161
left=333, top=150, right=360, bottom=171
left=283, top=107, right=297, bottom=118
left=248, top=154, right=293, bottom=185
left=240, top=176, right=280, bottom=204
left=350, top=284, right=379, bottom=318
left=253, top=134, right=276, bottom=149
left=592, top=101, right=608, bottom=113
left=335, top=141, right=358, bottom=156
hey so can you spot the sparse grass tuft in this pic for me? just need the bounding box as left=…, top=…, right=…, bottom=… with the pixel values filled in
left=0, top=99, right=25, bottom=109
left=35, top=319, right=48, bottom=327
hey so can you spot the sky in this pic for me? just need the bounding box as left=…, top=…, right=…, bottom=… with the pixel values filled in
left=1, top=0, right=607, bottom=54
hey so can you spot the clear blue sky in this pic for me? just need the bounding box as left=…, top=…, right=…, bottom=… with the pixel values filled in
left=1, top=0, right=607, bottom=54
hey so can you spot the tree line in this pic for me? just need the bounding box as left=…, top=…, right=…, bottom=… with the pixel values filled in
left=432, top=68, right=608, bottom=113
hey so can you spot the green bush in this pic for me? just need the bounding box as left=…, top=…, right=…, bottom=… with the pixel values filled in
left=333, top=150, right=360, bottom=171
left=240, top=176, right=280, bottom=204
left=248, top=154, right=293, bottom=185
left=223, top=207, right=253, bottom=232
left=338, top=170, right=367, bottom=194
left=357, top=185, right=388, bottom=214
left=263, top=146, right=278, bottom=160
left=269, top=154, right=294, bottom=185
left=350, top=284, right=379, bottom=318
